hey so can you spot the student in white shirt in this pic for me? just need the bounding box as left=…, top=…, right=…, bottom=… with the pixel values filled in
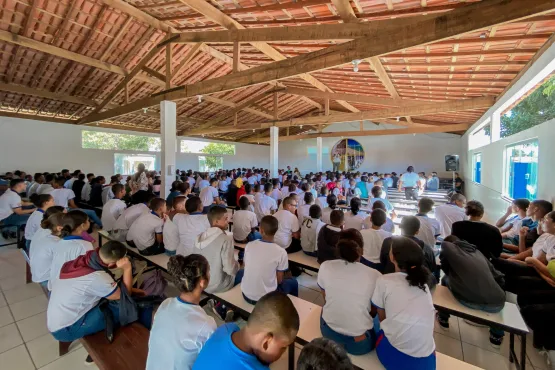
left=365, top=201, right=395, bottom=234
left=199, top=178, right=224, bottom=214
left=37, top=174, right=55, bottom=195
left=127, top=198, right=167, bottom=256
left=147, top=254, right=216, bottom=370
left=297, top=192, right=314, bottom=226
left=52, top=177, right=104, bottom=228
left=174, top=197, right=210, bottom=257
left=25, top=194, right=55, bottom=248
left=0, top=179, right=35, bottom=227
left=28, top=173, right=44, bottom=196
left=113, top=193, right=155, bottom=241
left=198, top=175, right=210, bottom=192
left=319, top=239, right=382, bottom=355
left=30, top=207, right=65, bottom=289
left=360, top=209, right=392, bottom=271
left=270, top=179, right=282, bottom=203
left=343, top=198, right=367, bottom=231
left=301, top=205, right=325, bottom=257
left=101, top=184, right=127, bottom=232
left=81, top=173, right=95, bottom=202
left=321, top=194, right=338, bottom=225
left=435, top=193, right=467, bottom=238
left=415, top=197, right=440, bottom=247
left=372, top=237, right=436, bottom=369
left=497, top=199, right=530, bottom=243
left=164, top=196, right=187, bottom=256
left=102, top=176, right=118, bottom=205
left=241, top=216, right=298, bottom=304
left=254, top=183, right=277, bottom=222
left=316, top=186, right=329, bottom=210
left=273, top=196, right=301, bottom=253
left=232, top=196, right=261, bottom=243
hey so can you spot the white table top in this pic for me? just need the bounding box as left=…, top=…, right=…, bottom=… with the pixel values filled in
left=433, top=286, right=528, bottom=334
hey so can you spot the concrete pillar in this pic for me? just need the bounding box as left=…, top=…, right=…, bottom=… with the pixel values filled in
left=316, top=137, right=323, bottom=172
left=160, top=100, right=176, bottom=199
left=270, top=126, right=279, bottom=178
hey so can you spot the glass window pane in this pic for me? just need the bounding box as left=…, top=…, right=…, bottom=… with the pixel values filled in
left=504, top=140, right=538, bottom=200
left=469, top=124, right=491, bottom=150
left=181, top=140, right=235, bottom=155
left=83, top=130, right=160, bottom=151
left=198, top=156, right=223, bottom=173
left=114, top=153, right=157, bottom=175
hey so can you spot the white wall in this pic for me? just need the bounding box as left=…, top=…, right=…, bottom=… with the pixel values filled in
left=278, top=121, right=462, bottom=176
left=0, top=117, right=269, bottom=177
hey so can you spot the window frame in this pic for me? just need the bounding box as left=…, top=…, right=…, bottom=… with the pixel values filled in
left=502, top=138, right=539, bottom=201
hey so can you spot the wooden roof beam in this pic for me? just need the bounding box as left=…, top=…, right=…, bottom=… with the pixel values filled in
left=0, top=82, right=98, bottom=106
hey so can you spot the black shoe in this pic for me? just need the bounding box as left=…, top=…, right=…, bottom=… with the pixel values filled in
left=1, top=231, right=9, bottom=240
left=85, top=355, right=94, bottom=366
left=489, top=332, right=503, bottom=349
left=436, top=313, right=449, bottom=330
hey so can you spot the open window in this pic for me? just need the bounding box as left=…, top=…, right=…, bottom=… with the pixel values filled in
left=503, top=140, right=539, bottom=200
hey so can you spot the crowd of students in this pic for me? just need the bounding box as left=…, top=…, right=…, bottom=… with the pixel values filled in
left=0, top=164, right=554, bottom=370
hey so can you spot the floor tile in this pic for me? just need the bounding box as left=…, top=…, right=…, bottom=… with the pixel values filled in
left=17, top=312, right=49, bottom=343
left=0, top=261, right=23, bottom=280
left=0, top=345, right=35, bottom=370
left=434, top=332, right=463, bottom=360
left=3, top=283, right=44, bottom=305
left=26, top=333, right=82, bottom=369
left=433, top=314, right=461, bottom=340
left=462, top=342, right=532, bottom=370
left=10, top=295, right=48, bottom=321
left=296, top=271, right=319, bottom=292
left=524, top=336, right=549, bottom=370
left=0, top=323, right=24, bottom=354
left=0, top=274, right=28, bottom=292
left=298, top=286, right=320, bottom=304
left=0, top=293, right=6, bottom=308
left=0, top=306, right=14, bottom=328
left=38, top=347, right=97, bottom=370
left=459, top=318, right=523, bottom=359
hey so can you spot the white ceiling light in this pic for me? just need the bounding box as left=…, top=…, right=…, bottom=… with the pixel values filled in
left=197, top=95, right=203, bottom=103
left=351, top=59, right=362, bottom=72
left=142, top=108, right=148, bottom=113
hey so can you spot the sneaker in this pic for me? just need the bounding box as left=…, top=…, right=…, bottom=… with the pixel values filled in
left=436, top=313, right=449, bottom=330
left=224, top=309, right=235, bottom=323
left=489, top=332, right=503, bottom=349
left=85, top=355, right=94, bottom=366
left=464, top=319, right=488, bottom=328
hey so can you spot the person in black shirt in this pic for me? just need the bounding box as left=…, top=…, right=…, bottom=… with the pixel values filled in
left=451, top=200, right=502, bottom=259
left=317, top=210, right=344, bottom=264
left=71, top=173, right=86, bottom=204
left=226, top=179, right=239, bottom=208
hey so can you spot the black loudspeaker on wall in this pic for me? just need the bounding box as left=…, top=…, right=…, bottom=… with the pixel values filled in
left=445, top=155, right=459, bottom=172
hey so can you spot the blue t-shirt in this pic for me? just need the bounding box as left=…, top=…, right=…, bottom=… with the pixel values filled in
left=166, top=190, right=181, bottom=205
left=400, top=172, right=420, bottom=187
left=510, top=218, right=538, bottom=245
left=356, top=182, right=369, bottom=198
left=193, top=323, right=268, bottom=370
left=370, top=197, right=394, bottom=213
left=426, top=177, right=439, bottom=191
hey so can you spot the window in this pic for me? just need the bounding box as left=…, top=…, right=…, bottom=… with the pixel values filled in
left=181, top=140, right=235, bottom=155
left=503, top=140, right=539, bottom=201
left=469, top=123, right=491, bottom=150
left=114, top=153, right=157, bottom=175
left=199, top=156, right=223, bottom=173
left=472, top=153, right=482, bottom=184
left=82, top=130, right=160, bottom=151
left=307, top=146, right=330, bottom=155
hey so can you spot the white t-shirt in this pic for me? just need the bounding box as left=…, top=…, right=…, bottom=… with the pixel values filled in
left=343, top=211, right=367, bottom=231
left=361, top=228, right=392, bottom=263
left=30, top=229, right=60, bottom=283
left=174, top=213, right=210, bottom=256
left=218, top=181, right=228, bottom=192
left=372, top=273, right=435, bottom=357
left=102, top=186, right=114, bottom=205
left=300, top=218, right=325, bottom=254
left=199, top=186, right=219, bottom=207
left=51, top=188, right=75, bottom=208
left=28, top=182, right=41, bottom=196
left=270, top=189, right=282, bottom=202
left=25, top=209, right=44, bottom=240
left=232, top=210, right=258, bottom=241
left=188, top=177, right=196, bottom=187
left=506, top=217, right=526, bottom=238
left=47, top=271, right=116, bottom=332
left=81, top=182, right=91, bottom=202
left=416, top=215, right=440, bottom=247
left=297, top=204, right=312, bottom=226
left=101, top=199, right=127, bottom=232
left=254, top=194, right=277, bottom=222
left=146, top=297, right=217, bottom=370
left=322, top=207, right=334, bottom=224
left=114, top=203, right=149, bottom=231
left=247, top=176, right=257, bottom=185
left=0, top=189, right=22, bottom=221
left=532, top=233, right=555, bottom=259
left=273, top=210, right=300, bottom=249
left=37, top=184, right=54, bottom=195
left=198, top=180, right=210, bottom=191
left=49, top=237, right=95, bottom=290
left=318, top=260, right=381, bottom=336
left=242, top=240, right=288, bottom=301
left=316, top=196, right=328, bottom=210
left=163, top=218, right=179, bottom=254
left=128, top=212, right=164, bottom=250
left=435, top=204, right=466, bottom=238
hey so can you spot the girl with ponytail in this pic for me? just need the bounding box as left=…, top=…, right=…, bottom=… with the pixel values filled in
left=146, top=254, right=216, bottom=370
left=343, top=197, right=366, bottom=231
left=371, top=237, right=436, bottom=370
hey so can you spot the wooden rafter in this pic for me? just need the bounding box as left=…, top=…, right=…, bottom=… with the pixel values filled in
left=0, top=82, right=98, bottom=106
left=5, top=0, right=37, bottom=84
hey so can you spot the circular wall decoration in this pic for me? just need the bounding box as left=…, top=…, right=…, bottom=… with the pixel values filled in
left=330, top=138, right=365, bottom=172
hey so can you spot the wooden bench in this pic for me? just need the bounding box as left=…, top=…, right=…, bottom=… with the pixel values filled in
left=80, top=323, right=150, bottom=370
left=433, top=285, right=529, bottom=370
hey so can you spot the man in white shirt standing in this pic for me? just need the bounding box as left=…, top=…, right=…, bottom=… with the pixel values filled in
left=272, top=196, right=301, bottom=254
left=398, top=166, right=421, bottom=200
left=199, top=178, right=225, bottom=214
left=435, top=193, right=467, bottom=238
left=254, top=183, right=277, bottom=222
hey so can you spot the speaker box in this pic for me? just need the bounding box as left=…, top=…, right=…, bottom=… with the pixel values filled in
left=445, top=155, right=459, bottom=172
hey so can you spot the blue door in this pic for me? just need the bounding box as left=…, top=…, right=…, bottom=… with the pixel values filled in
left=474, top=162, right=481, bottom=183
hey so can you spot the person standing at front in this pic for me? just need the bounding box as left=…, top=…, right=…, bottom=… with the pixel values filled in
left=398, top=166, right=420, bottom=201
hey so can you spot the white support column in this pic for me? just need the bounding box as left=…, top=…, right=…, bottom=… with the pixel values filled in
left=316, top=137, right=323, bottom=172
left=270, top=126, right=279, bottom=178
left=160, top=100, right=176, bottom=199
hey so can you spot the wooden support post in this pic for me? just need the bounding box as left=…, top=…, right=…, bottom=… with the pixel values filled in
left=325, top=99, right=330, bottom=116
left=166, top=43, right=172, bottom=89
left=273, top=91, right=278, bottom=120
left=124, top=83, right=129, bottom=104
left=233, top=41, right=240, bottom=73
left=286, top=127, right=290, bottom=136
left=233, top=112, right=238, bottom=126
left=360, top=120, right=363, bottom=131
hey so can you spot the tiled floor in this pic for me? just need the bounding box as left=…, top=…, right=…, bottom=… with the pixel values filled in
left=0, top=241, right=551, bottom=370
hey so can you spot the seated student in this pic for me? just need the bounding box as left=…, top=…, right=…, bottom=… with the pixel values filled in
left=146, top=254, right=216, bottom=370
left=437, top=235, right=506, bottom=348
left=301, top=205, right=326, bottom=257
left=200, top=178, right=225, bottom=214
left=28, top=173, right=44, bottom=197
left=364, top=201, right=395, bottom=234
left=355, top=176, right=369, bottom=199
left=451, top=200, right=503, bottom=259
left=30, top=208, right=65, bottom=290
left=101, top=184, right=126, bottom=232
left=498, top=199, right=530, bottom=244
left=102, top=176, right=118, bottom=205
left=52, top=176, right=103, bottom=228
left=114, top=191, right=155, bottom=232
left=0, top=179, right=35, bottom=226
left=164, top=196, right=187, bottom=256
left=343, top=197, right=367, bottom=231
left=80, top=173, right=94, bottom=203
left=316, top=186, right=329, bottom=210
left=273, top=196, right=302, bottom=253
left=174, top=196, right=210, bottom=256
left=254, top=183, right=277, bottom=222
left=317, top=210, right=345, bottom=264
left=49, top=211, right=95, bottom=290
left=241, top=216, right=298, bottom=304
left=321, top=194, right=338, bottom=224
left=269, top=179, right=282, bottom=203
left=232, top=196, right=261, bottom=244
left=502, top=200, right=551, bottom=253
left=25, top=194, right=55, bottom=248
left=297, top=337, right=354, bottom=370
left=319, top=239, right=382, bottom=355
left=48, top=241, right=152, bottom=354
left=193, top=291, right=299, bottom=370
left=218, top=174, right=228, bottom=196
left=225, top=179, right=238, bottom=208
left=435, top=193, right=466, bottom=238
left=372, top=237, right=436, bottom=370
left=297, top=191, right=314, bottom=225
left=360, top=209, right=392, bottom=271
left=127, top=198, right=167, bottom=256
left=37, top=174, right=55, bottom=195
left=369, top=186, right=395, bottom=216
left=426, top=172, right=439, bottom=192
left=89, top=176, right=106, bottom=207
left=166, top=181, right=181, bottom=207
left=198, top=174, right=210, bottom=192
left=71, top=174, right=86, bottom=204
left=345, top=179, right=361, bottom=204
left=415, top=197, right=440, bottom=247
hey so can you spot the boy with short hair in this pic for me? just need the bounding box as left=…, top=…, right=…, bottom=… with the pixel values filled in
left=435, top=193, right=467, bottom=238
left=81, top=173, right=95, bottom=202
left=254, top=183, right=277, bottom=222
left=497, top=198, right=531, bottom=245
left=360, top=209, right=392, bottom=271
left=127, top=198, right=167, bottom=256
left=101, top=184, right=127, bottom=232
left=0, top=179, right=35, bottom=226
left=273, top=196, right=301, bottom=253
left=241, top=216, right=299, bottom=304
left=193, top=291, right=300, bottom=369
left=232, top=196, right=261, bottom=243
left=317, top=210, right=345, bottom=264
left=415, top=197, right=441, bottom=247
left=301, top=204, right=325, bottom=257
left=297, top=338, right=354, bottom=370
left=369, top=186, right=395, bottom=216
left=174, top=196, right=210, bottom=256
left=163, top=196, right=187, bottom=256
left=113, top=193, right=156, bottom=241
left=199, top=178, right=224, bottom=214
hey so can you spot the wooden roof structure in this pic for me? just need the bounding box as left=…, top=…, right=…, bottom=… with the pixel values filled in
left=1, top=0, right=555, bottom=143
